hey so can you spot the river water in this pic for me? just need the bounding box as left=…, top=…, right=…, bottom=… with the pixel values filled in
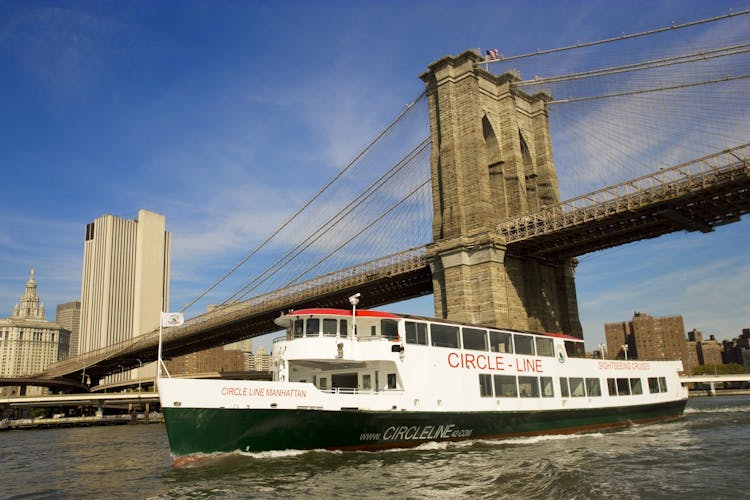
left=2, top=395, right=748, bottom=499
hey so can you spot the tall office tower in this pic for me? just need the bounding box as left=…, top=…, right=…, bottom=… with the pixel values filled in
left=56, top=301, right=81, bottom=356
left=0, top=270, right=69, bottom=394
left=78, top=210, right=170, bottom=356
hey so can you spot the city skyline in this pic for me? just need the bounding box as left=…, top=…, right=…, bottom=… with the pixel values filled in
left=1, top=1, right=749, bottom=353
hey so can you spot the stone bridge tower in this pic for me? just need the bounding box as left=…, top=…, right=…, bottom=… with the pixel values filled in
left=421, top=50, right=582, bottom=337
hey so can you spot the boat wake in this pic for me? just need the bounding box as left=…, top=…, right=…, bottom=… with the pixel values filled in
left=172, top=447, right=342, bottom=467
left=684, top=404, right=750, bottom=414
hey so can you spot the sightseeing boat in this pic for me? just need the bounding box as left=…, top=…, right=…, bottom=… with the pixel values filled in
left=157, top=301, right=688, bottom=461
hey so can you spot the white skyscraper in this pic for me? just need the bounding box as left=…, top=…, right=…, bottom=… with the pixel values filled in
left=78, top=209, right=171, bottom=355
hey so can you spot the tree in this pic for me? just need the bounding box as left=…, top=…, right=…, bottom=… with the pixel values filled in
left=691, top=363, right=745, bottom=375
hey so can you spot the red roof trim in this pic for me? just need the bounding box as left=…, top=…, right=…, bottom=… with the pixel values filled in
left=283, top=308, right=400, bottom=319
left=542, top=332, right=583, bottom=341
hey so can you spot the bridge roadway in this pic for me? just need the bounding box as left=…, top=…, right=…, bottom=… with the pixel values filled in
left=39, top=146, right=750, bottom=383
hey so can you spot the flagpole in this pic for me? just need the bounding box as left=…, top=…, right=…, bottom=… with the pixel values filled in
left=157, top=318, right=163, bottom=380
left=158, top=292, right=164, bottom=381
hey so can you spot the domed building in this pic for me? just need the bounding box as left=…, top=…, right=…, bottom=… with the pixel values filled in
left=0, top=270, right=70, bottom=395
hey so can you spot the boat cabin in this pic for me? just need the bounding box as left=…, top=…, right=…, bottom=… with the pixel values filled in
left=273, top=308, right=588, bottom=397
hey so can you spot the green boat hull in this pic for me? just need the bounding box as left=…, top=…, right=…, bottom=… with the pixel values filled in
left=162, top=399, right=687, bottom=457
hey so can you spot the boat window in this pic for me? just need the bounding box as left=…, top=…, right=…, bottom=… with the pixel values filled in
left=585, top=378, right=602, bottom=397
left=340, top=319, right=348, bottom=337
left=514, top=334, right=535, bottom=355
left=362, top=374, right=371, bottom=390
left=479, top=374, right=493, bottom=397
left=648, top=377, right=660, bottom=393
left=494, top=375, right=518, bottom=397
left=607, top=378, right=617, bottom=396
left=323, top=319, right=338, bottom=337
left=518, top=376, right=540, bottom=398
left=630, top=378, right=643, bottom=395
left=332, top=373, right=358, bottom=390
left=569, top=377, right=585, bottom=397
left=616, top=378, right=631, bottom=396
left=462, top=328, right=488, bottom=351
left=382, top=319, right=399, bottom=340
left=564, top=340, right=586, bottom=358
left=387, top=373, right=397, bottom=389
left=489, top=331, right=513, bottom=353
left=293, top=319, right=304, bottom=338
left=306, top=318, right=320, bottom=337
left=430, top=324, right=460, bottom=348
left=405, top=321, right=428, bottom=345
left=560, top=377, right=570, bottom=397
left=370, top=325, right=377, bottom=336
left=320, top=377, right=328, bottom=390
left=535, top=337, right=554, bottom=357
left=659, top=377, right=667, bottom=392
left=540, top=377, right=554, bottom=397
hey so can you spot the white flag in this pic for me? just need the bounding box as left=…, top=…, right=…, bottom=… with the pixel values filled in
left=161, top=312, right=184, bottom=327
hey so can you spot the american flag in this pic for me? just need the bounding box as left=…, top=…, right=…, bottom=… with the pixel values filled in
left=485, top=48, right=500, bottom=62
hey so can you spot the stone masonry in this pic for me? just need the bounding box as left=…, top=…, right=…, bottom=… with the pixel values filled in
left=421, top=50, right=583, bottom=337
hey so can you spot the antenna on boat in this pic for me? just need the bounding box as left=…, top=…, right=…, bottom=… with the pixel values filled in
left=349, top=293, right=361, bottom=339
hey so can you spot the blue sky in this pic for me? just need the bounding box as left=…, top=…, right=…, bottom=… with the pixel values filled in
left=1, top=0, right=749, bottom=353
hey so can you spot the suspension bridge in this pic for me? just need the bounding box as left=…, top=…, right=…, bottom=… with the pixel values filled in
left=39, top=10, right=750, bottom=384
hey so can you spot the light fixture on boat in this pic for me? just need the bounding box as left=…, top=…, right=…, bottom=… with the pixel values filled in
left=349, top=293, right=361, bottom=338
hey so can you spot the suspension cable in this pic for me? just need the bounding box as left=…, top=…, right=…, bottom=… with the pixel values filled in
left=180, top=90, right=427, bottom=313
left=282, top=179, right=432, bottom=287
left=222, top=137, right=431, bottom=304
left=549, top=74, right=750, bottom=104
left=516, top=44, right=750, bottom=85
left=479, top=8, right=750, bottom=65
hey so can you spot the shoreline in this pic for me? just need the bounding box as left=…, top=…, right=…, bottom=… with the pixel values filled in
left=1, top=413, right=164, bottom=431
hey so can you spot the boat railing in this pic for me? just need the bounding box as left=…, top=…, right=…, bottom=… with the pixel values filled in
left=320, top=388, right=404, bottom=396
